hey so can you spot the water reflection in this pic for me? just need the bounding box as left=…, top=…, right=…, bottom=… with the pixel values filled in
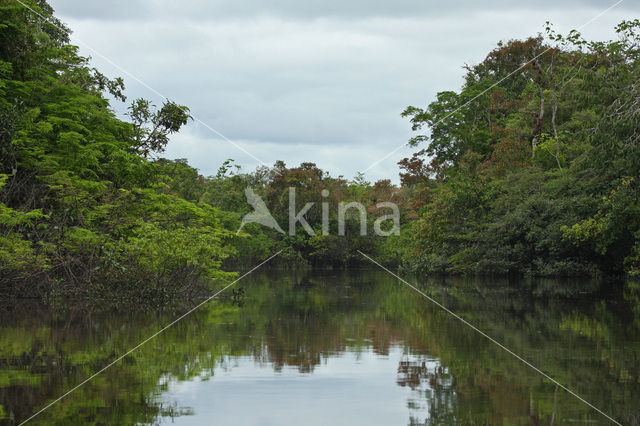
left=0, top=270, right=639, bottom=424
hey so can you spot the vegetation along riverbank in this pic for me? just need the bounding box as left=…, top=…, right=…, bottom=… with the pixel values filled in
left=1, top=1, right=639, bottom=306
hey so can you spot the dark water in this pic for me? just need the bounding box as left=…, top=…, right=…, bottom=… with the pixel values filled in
left=1, top=270, right=639, bottom=425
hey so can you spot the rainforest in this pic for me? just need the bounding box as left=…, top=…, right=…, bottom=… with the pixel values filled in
left=1, top=1, right=639, bottom=424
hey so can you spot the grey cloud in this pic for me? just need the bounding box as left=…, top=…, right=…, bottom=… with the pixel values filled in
left=50, top=0, right=636, bottom=21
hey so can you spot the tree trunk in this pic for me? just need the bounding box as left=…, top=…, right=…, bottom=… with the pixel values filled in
left=551, top=86, right=562, bottom=169
left=531, top=85, right=545, bottom=155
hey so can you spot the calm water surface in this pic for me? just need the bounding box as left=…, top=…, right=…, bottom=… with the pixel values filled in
left=1, top=270, right=639, bottom=425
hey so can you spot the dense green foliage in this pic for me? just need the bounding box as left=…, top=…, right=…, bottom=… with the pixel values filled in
left=2, top=0, right=639, bottom=306
left=398, top=21, right=640, bottom=278
left=201, top=160, right=407, bottom=267
left=0, top=1, right=236, bottom=303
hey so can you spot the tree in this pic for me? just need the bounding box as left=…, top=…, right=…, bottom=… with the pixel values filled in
left=127, top=98, right=192, bottom=158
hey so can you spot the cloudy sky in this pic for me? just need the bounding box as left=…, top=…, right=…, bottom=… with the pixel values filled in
left=47, top=0, right=636, bottom=182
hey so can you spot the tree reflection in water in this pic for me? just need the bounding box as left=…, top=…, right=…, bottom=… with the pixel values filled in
left=0, top=270, right=639, bottom=424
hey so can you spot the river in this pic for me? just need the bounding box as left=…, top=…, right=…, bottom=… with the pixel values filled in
left=1, top=269, right=639, bottom=424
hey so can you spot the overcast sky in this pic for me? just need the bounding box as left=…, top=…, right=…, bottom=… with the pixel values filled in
left=48, top=0, right=637, bottom=182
